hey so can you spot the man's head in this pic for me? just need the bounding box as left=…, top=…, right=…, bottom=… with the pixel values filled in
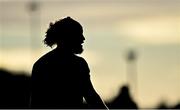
left=44, top=17, right=85, bottom=54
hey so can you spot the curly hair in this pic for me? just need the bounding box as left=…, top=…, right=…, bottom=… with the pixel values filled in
left=44, top=17, right=82, bottom=47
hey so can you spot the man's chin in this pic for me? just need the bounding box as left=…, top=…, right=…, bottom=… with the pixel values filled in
left=73, top=47, right=84, bottom=54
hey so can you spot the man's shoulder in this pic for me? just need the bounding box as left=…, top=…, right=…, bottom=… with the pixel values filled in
left=74, top=55, right=90, bottom=73
left=74, top=55, right=88, bottom=64
left=33, top=50, right=55, bottom=67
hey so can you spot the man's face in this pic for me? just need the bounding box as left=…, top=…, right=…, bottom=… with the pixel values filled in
left=71, top=29, right=85, bottom=54
left=62, top=26, right=85, bottom=54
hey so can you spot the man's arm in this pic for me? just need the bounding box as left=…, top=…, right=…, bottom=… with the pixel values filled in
left=80, top=57, right=108, bottom=109
left=83, top=77, right=108, bottom=109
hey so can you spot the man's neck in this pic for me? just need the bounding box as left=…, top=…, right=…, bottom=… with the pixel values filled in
left=56, top=46, right=74, bottom=54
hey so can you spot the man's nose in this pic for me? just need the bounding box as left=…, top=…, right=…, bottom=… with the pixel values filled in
left=83, top=36, right=85, bottom=41
left=81, top=35, right=85, bottom=42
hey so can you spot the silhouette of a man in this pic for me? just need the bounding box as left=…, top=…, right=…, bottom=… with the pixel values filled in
left=31, top=17, right=108, bottom=109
